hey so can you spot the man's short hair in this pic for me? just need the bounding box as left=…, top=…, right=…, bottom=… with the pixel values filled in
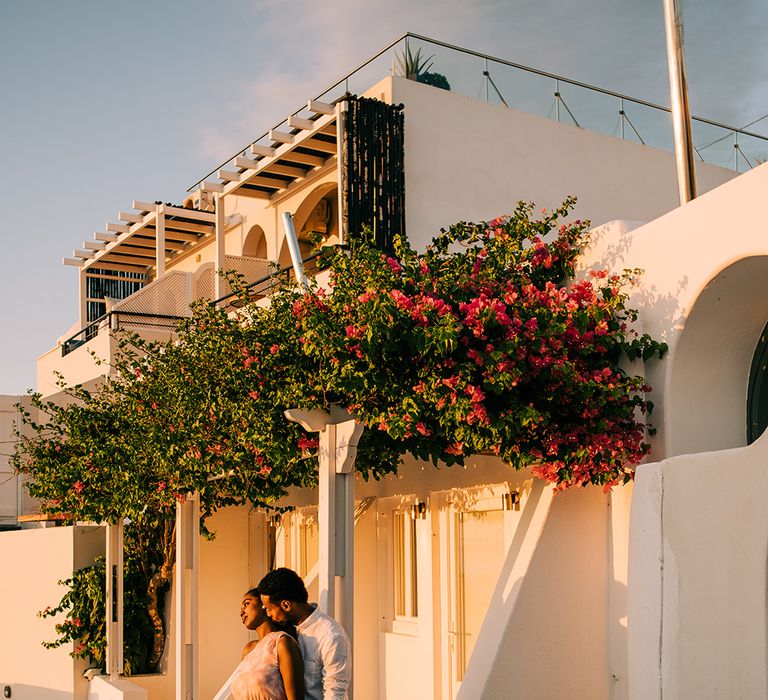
left=258, top=567, right=309, bottom=604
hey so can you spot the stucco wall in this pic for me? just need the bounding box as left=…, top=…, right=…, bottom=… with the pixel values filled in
left=392, top=76, right=735, bottom=251
left=629, top=432, right=768, bottom=700
left=0, top=526, right=103, bottom=699
left=577, top=161, right=768, bottom=462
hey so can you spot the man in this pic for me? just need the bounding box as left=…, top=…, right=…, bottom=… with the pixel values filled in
left=258, top=567, right=352, bottom=700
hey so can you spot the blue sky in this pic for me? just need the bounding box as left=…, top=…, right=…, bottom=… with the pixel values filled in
left=1, top=0, right=766, bottom=394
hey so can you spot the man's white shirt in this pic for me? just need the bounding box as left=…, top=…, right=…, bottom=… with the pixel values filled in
left=296, top=606, right=351, bottom=700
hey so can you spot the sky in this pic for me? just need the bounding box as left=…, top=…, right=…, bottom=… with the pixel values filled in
left=1, top=0, right=767, bottom=394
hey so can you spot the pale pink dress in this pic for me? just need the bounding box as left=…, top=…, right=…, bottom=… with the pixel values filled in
left=231, top=631, right=289, bottom=700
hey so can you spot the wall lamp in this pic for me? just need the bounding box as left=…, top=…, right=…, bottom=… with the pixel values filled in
left=502, top=491, right=520, bottom=511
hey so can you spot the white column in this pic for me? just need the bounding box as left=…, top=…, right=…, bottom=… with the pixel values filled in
left=176, top=492, right=200, bottom=700
left=155, top=204, right=166, bottom=278
left=318, top=424, right=337, bottom=616
left=79, top=269, right=88, bottom=328
left=105, top=520, right=124, bottom=679
left=215, top=194, right=226, bottom=300
left=284, top=408, right=363, bottom=643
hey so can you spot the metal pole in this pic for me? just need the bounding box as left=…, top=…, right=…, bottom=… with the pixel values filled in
left=214, top=194, right=226, bottom=300
left=663, top=0, right=697, bottom=203
left=281, top=212, right=309, bottom=288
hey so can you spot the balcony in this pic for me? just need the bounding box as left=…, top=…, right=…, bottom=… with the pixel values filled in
left=38, top=255, right=321, bottom=397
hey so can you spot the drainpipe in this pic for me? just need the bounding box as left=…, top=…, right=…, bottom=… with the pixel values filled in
left=663, top=0, right=697, bottom=204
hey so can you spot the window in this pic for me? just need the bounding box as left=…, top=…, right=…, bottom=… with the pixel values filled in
left=393, top=510, right=418, bottom=619
left=377, top=495, right=422, bottom=634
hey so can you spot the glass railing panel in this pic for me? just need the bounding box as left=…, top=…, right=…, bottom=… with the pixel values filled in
left=691, top=120, right=735, bottom=169
left=615, top=99, right=674, bottom=151
left=343, top=48, right=401, bottom=98
left=554, top=81, right=620, bottom=136
left=483, top=60, right=555, bottom=120
left=734, top=132, right=768, bottom=171
left=401, top=36, right=486, bottom=102
left=189, top=32, right=768, bottom=191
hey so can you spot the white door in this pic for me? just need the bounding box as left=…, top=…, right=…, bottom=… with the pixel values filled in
left=437, top=489, right=517, bottom=698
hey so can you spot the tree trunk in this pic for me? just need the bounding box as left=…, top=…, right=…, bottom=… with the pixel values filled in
left=146, top=519, right=175, bottom=670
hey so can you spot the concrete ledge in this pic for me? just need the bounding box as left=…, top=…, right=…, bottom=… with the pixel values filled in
left=87, top=676, right=147, bottom=700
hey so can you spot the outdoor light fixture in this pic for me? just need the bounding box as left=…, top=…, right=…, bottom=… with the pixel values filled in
left=502, top=491, right=520, bottom=511
left=411, top=501, right=427, bottom=520
left=268, top=513, right=282, bottom=529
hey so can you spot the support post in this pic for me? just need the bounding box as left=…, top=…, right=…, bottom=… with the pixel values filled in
left=317, top=424, right=337, bottom=616
left=105, top=520, right=124, bottom=680
left=176, top=492, right=200, bottom=700
left=214, top=194, right=226, bottom=300
left=662, top=0, right=697, bottom=204
left=284, top=408, right=363, bottom=647
left=155, top=204, right=166, bottom=278
left=79, top=269, right=88, bottom=328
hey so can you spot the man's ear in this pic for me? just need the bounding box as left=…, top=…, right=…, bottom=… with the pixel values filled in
left=280, top=600, right=293, bottom=612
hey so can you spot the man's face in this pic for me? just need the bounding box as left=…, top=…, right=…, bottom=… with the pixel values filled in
left=260, top=594, right=295, bottom=625
left=240, top=594, right=265, bottom=630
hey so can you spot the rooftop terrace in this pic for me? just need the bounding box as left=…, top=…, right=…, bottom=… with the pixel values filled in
left=194, top=31, right=768, bottom=193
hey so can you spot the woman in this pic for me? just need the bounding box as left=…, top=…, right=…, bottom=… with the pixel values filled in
left=231, top=587, right=304, bottom=700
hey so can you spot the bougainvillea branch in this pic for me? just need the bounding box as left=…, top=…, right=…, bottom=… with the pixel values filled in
left=14, top=198, right=665, bottom=669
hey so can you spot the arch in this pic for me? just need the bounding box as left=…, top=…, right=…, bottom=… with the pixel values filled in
left=279, top=183, right=339, bottom=269
left=292, top=182, right=338, bottom=237
left=242, top=225, right=267, bottom=259
left=666, top=256, right=768, bottom=455
left=192, top=263, right=215, bottom=301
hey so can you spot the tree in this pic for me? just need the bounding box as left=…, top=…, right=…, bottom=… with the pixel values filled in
left=14, top=198, right=665, bottom=669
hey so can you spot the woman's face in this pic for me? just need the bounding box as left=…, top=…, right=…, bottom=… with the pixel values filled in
left=240, top=593, right=266, bottom=630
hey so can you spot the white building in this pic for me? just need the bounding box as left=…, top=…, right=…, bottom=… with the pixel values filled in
left=2, top=34, right=767, bottom=700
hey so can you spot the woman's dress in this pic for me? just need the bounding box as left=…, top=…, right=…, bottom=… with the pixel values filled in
left=231, top=631, right=289, bottom=700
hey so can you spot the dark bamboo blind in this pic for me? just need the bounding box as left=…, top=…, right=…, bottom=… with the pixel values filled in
left=343, top=97, right=406, bottom=255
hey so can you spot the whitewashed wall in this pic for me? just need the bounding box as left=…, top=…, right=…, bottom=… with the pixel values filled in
left=0, top=526, right=103, bottom=699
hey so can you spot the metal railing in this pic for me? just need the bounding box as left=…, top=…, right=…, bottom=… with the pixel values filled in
left=213, top=252, right=323, bottom=309
left=61, top=311, right=184, bottom=357
left=189, top=32, right=768, bottom=190
left=62, top=254, right=325, bottom=356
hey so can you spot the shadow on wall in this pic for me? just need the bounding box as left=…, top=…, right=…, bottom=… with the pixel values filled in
left=459, top=484, right=613, bottom=700
left=581, top=220, right=689, bottom=346
left=0, top=685, right=74, bottom=699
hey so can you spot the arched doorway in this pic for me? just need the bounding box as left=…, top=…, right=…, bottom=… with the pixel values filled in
left=278, top=184, right=338, bottom=268
left=667, top=256, right=768, bottom=455
left=242, top=225, right=267, bottom=259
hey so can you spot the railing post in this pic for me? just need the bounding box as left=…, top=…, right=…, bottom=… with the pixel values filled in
left=156, top=203, right=166, bottom=278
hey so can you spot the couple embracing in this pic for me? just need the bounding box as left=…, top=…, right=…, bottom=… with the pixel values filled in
left=231, top=567, right=351, bottom=700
